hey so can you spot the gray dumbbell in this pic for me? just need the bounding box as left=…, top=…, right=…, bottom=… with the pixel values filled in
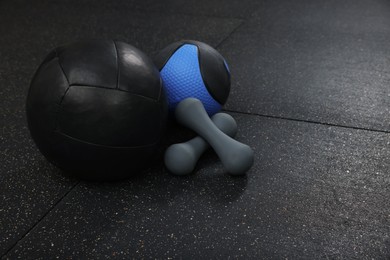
left=165, top=113, right=238, bottom=175
left=174, top=98, right=254, bottom=175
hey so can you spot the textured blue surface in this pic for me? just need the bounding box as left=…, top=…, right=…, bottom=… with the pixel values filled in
left=160, top=44, right=221, bottom=116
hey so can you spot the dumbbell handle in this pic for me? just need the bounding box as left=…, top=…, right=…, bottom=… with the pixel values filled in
left=175, top=98, right=254, bottom=175
left=165, top=113, right=237, bottom=175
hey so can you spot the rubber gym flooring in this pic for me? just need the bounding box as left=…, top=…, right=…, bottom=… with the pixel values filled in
left=0, top=0, right=389, bottom=258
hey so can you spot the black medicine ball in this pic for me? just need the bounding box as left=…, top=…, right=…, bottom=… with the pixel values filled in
left=26, top=40, right=168, bottom=181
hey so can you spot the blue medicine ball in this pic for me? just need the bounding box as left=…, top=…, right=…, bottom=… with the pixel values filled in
left=154, top=40, right=231, bottom=116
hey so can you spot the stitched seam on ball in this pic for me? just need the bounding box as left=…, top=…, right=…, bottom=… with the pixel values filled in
left=54, top=49, right=70, bottom=86
left=195, top=44, right=222, bottom=105
left=113, top=40, right=120, bottom=89
left=157, top=43, right=185, bottom=71
left=67, top=84, right=159, bottom=102
left=157, top=77, right=163, bottom=101
left=54, top=51, right=71, bottom=133
left=54, top=83, right=72, bottom=132
left=157, top=43, right=185, bottom=102
left=54, top=130, right=161, bottom=149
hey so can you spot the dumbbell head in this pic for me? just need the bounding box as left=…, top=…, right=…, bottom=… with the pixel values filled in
left=175, top=98, right=254, bottom=175
left=165, top=113, right=237, bottom=175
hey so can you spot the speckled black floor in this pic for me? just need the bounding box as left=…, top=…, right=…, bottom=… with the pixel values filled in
left=0, top=0, right=389, bottom=259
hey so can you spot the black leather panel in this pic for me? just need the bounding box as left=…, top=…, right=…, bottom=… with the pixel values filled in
left=153, top=41, right=184, bottom=70
left=116, top=41, right=162, bottom=100
left=26, top=57, right=69, bottom=160
left=57, top=86, right=164, bottom=147
left=56, top=40, right=118, bottom=88
left=187, top=40, right=231, bottom=105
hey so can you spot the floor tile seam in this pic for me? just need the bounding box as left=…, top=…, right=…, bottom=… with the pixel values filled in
left=215, top=19, right=246, bottom=49
left=222, top=109, right=390, bottom=134
left=0, top=181, right=81, bottom=259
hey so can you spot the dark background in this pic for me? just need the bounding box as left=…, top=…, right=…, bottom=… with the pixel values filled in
left=0, top=0, right=389, bottom=258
